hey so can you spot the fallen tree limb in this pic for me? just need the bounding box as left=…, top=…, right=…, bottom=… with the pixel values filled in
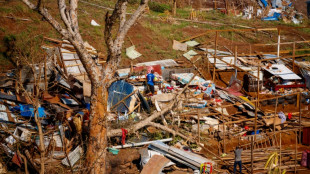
left=148, top=122, right=194, bottom=142
left=107, top=73, right=198, bottom=137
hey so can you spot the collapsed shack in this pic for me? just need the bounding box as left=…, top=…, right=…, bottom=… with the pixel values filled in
left=1, top=25, right=310, bottom=174
left=204, top=0, right=306, bottom=24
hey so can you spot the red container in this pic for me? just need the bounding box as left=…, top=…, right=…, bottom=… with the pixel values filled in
left=303, top=127, right=310, bottom=146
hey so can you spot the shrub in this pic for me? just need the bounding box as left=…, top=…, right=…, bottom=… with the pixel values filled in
left=128, top=0, right=139, bottom=4
left=148, top=1, right=171, bottom=13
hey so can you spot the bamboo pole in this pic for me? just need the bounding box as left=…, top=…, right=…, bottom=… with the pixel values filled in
left=223, top=122, right=226, bottom=153
left=44, top=54, right=47, bottom=91
left=273, top=96, right=278, bottom=133
left=251, top=135, right=254, bottom=174
left=299, top=92, right=302, bottom=143
left=234, top=45, right=237, bottom=76
left=213, top=31, right=218, bottom=81
left=214, top=0, right=217, bottom=10
left=277, top=29, right=281, bottom=58
left=295, top=130, right=297, bottom=174
left=254, top=66, right=260, bottom=139
left=280, top=132, right=282, bottom=174
left=179, top=27, right=310, bottom=43
left=293, top=42, right=296, bottom=72
left=198, top=108, right=200, bottom=144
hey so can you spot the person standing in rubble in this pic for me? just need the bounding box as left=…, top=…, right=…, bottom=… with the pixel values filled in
left=146, top=70, right=155, bottom=95
left=233, top=146, right=243, bottom=174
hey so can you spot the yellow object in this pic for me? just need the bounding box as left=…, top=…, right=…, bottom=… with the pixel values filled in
left=239, top=96, right=255, bottom=108
left=265, top=152, right=286, bottom=174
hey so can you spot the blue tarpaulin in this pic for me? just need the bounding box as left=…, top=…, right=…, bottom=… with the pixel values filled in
left=108, top=80, right=134, bottom=113
left=262, top=12, right=281, bottom=21
left=11, top=104, right=46, bottom=118
left=260, top=0, right=268, bottom=7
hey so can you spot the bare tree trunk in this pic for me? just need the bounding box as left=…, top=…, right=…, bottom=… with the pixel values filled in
left=85, top=88, right=108, bottom=173
left=172, top=0, right=177, bottom=16
left=21, top=0, right=149, bottom=173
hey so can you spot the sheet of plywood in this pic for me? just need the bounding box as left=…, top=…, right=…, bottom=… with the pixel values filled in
left=141, top=155, right=170, bottom=174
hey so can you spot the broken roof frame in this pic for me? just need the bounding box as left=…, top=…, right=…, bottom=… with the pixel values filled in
left=176, top=26, right=310, bottom=172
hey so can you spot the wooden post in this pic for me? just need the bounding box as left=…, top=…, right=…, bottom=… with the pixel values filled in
left=251, top=135, right=254, bottom=174
left=234, top=45, right=237, bottom=76
left=249, top=44, right=252, bottom=55
left=252, top=65, right=260, bottom=173
left=295, top=130, right=297, bottom=174
left=293, top=42, right=296, bottom=72
left=198, top=109, right=200, bottom=144
left=223, top=121, right=226, bottom=153
left=130, top=60, right=133, bottom=74
left=279, top=132, right=282, bottom=173
left=173, top=0, right=177, bottom=16
left=224, top=0, right=229, bottom=14
left=214, top=0, right=217, bottom=10
left=254, top=66, right=260, bottom=141
left=277, top=29, right=281, bottom=58
left=273, top=96, right=278, bottom=133
left=218, top=117, right=220, bottom=155
left=44, top=54, right=47, bottom=91
left=213, top=31, right=218, bottom=81
left=297, top=92, right=300, bottom=109
left=299, top=92, right=302, bottom=143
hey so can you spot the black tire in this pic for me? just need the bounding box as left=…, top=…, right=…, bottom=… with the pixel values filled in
left=137, top=91, right=151, bottom=114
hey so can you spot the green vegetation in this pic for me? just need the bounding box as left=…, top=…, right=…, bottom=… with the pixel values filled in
left=148, top=1, right=171, bottom=13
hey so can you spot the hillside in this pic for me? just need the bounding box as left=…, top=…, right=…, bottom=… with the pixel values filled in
left=1, top=1, right=310, bottom=173
left=0, top=0, right=310, bottom=70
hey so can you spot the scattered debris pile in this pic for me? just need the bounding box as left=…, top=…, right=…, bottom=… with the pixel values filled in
left=0, top=34, right=310, bottom=173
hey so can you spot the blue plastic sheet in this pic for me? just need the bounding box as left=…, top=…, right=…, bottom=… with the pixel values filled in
left=262, top=12, right=281, bottom=21
left=11, top=104, right=46, bottom=118
left=260, top=0, right=268, bottom=7
left=108, top=80, right=134, bottom=113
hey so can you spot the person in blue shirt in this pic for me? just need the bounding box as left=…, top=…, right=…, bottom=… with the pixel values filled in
left=146, top=70, right=155, bottom=95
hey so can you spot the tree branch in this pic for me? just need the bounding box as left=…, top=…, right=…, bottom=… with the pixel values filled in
left=113, top=0, right=149, bottom=49
left=119, top=1, right=127, bottom=31
left=107, top=73, right=198, bottom=137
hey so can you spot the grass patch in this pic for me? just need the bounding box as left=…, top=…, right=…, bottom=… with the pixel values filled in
left=148, top=1, right=171, bottom=13
left=0, top=7, right=12, bottom=13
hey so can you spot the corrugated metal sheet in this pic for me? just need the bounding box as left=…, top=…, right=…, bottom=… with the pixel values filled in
left=108, top=80, right=134, bottom=113
left=135, top=59, right=178, bottom=67
left=171, top=73, right=207, bottom=85
left=300, top=68, right=310, bottom=89
left=61, top=48, right=86, bottom=76
left=207, top=55, right=254, bottom=71
left=162, top=68, right=193, bottom=81
left=264, top=64, right=301, bottom=80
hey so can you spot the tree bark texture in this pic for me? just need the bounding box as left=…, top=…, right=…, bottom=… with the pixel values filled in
left=21, top=0, right=149, bottom=173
